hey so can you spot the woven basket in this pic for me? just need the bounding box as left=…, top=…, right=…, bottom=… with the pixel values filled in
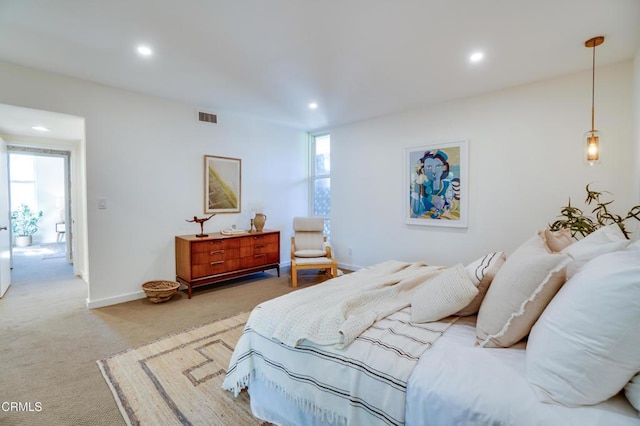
left=142, top=280, right=180, bottom=303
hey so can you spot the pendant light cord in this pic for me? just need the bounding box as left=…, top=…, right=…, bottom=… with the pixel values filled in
left=591, top=43, right=596, bottom=132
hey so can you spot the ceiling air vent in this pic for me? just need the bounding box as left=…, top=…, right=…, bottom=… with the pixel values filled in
left=198, top=111, right=217, bottom=124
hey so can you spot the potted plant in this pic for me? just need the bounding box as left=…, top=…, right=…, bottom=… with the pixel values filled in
left=11, top=203, right=44, bottom=247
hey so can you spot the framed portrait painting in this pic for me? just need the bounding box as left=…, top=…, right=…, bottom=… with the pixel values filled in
left=204, top=155, right=241, bottom=214
left=405, top=139, right=468, bottom=228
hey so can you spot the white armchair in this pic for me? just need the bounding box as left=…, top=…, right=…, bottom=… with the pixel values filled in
left=290, top=217, right=337, bottom=288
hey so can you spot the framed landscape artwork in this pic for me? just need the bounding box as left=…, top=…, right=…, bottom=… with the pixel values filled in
left=405, top=139, right=468, bottom=228
left=204, top=155, right=241, bottom=214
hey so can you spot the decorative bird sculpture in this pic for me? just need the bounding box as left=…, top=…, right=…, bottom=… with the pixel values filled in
left=186, top=214, right=216, bottom=237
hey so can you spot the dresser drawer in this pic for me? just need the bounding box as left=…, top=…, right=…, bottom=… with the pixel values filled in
left=191, top=248, right=240, bottom=265
left=192, top=238, right=240, bottom=254
left=192, top=258, right=241, bottom=278
left=191, top=239, right=224, bottom=253
left=240, top=249, right=279, bottom=268
left=240, top=233, right=279, bottom=247
left=240, top=234, right=278, bottom=256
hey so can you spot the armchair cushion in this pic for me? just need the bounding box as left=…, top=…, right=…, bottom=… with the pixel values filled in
left=295, top=249, right=328, bottom=258
left=294, top=233, right=326, bottom=251
left=293, top=217, right=325, bottom=232
left=294, top=257, right=335, bottom=266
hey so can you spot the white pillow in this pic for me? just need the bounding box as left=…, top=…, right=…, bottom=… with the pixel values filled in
left=626, top=373, right=640, bottom=412
left=411, top=264, right=479, bottom=323
left=526, top=248, right=640, bottom=406
left=561, top=224, right=629, bottom=279
left=628, top=239, right=640, bottom=250
left=475, top=233, right=570, bottom=348
left=456, top=252, right=506, bottom=317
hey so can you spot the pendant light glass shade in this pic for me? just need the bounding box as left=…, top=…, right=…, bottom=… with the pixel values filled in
left=584, top=36, right=604, bottom=166
left=585, top=129, right=600, bottom=165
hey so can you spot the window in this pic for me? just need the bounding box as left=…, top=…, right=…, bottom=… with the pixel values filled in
left=9, top=154, right=37, bottom=211
left=310, top=133, right=331, bottom=236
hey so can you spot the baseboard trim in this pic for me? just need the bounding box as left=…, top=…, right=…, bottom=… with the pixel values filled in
left=338, top=262, right=361, bottom=271
left=86, top=290, right=146, bottom=309
left=85, top=261, right=354, bottom=308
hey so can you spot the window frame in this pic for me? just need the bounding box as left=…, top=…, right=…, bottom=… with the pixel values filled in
left=309, top=132, right=331, bottom=235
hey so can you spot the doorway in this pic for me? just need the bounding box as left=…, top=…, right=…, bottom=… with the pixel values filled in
left=8, top=147, right=73, bottom=281
left=0, top=103, right=88, bottom=302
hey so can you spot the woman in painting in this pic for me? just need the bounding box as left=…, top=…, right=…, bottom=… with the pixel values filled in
left=410, top=162, right=427, bottom=217
left=418, top=150, right=455, bottom=219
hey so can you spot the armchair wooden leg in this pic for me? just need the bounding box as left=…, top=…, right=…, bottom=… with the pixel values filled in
left=291, top=268, right=298, bottom=288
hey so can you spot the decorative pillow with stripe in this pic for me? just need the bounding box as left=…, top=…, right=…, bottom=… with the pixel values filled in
left=475, top=232, right=571, bottom=348
left=456, top=251, right=506, bottom=317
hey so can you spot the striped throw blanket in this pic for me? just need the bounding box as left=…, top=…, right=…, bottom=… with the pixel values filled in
left=223, top=308, right=455, bottom=425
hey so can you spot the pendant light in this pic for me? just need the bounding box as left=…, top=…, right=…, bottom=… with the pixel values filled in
left=584, top=36, right=604, bottom=166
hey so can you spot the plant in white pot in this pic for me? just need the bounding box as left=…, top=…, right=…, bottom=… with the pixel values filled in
left=11, top=203, right=44, bottom=247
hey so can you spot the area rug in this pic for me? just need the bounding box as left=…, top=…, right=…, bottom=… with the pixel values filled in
left=97, top=311, right=267, bottom=426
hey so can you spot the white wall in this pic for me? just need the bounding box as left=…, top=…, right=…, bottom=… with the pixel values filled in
left=0, top=61, right=309, bottom=308
left=633, top=50, right=640, bottom=202
left=331, top=61, right=637, bottom=269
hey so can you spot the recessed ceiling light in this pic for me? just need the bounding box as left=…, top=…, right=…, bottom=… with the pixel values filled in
left=32, top=126, right=50, bottom=132
left=137, top=45, right=153, bottom=57
left=470, top=52, right=484, bottom=63
left=308, top=102, right=318, bottom=110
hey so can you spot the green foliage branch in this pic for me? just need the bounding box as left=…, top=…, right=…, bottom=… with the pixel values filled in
left=549, top=184, right=640, bottom=239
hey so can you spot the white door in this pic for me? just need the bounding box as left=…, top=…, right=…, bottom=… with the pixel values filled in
left=0, top=137, right=11, bottom=297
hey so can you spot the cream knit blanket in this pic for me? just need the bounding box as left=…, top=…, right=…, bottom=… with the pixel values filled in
left=248, top=260, right=445, bottom=348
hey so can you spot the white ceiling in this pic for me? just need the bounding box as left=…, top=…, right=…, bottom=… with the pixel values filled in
left=0, top=0, right=639, bottom=139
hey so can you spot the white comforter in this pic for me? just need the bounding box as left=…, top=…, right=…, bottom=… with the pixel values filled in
left=406, top=316, right=640, bottom=426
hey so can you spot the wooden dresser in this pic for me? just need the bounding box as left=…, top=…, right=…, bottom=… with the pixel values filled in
left=175, top=230, right=280, bottom=298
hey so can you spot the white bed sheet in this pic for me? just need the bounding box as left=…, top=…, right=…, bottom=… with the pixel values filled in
left=405, top=316, right=640, bottom=426
left=248, top=316, right=640, bottom=425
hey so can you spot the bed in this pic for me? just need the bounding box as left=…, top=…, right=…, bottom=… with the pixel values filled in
left=222, top=226, right=640, bottom=425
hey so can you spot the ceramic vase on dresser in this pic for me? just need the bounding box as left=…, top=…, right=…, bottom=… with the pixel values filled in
left=254, top=213, right=267, bottom=232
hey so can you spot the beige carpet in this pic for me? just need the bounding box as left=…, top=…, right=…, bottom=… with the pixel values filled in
left=2, top=251, right=332, bottom=426
left=98, top=311, right=266, bottom=426
left=40, top=242, right=67, bottom=259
